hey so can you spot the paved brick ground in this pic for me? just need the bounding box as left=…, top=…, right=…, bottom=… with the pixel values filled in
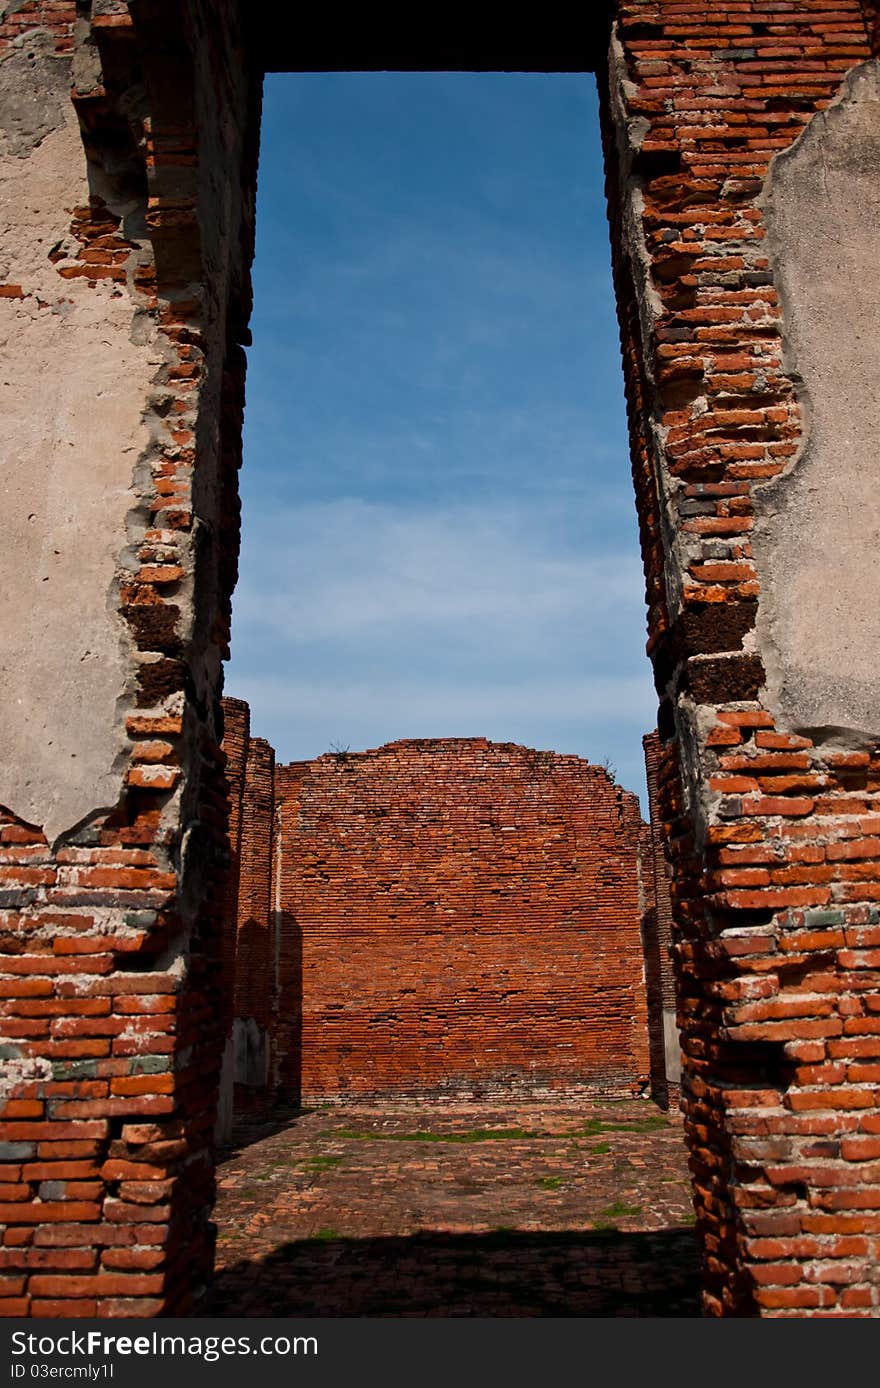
left=208, top=1099, right=700, bottom=1317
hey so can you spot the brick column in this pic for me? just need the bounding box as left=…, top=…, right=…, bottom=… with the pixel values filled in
left=601, top=0, right=880, bottom=1316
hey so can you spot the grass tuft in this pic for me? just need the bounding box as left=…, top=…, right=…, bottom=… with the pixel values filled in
left=329, top=1127, right=540, bottom=1144
left=599, top=1199, right=642, bottom=1219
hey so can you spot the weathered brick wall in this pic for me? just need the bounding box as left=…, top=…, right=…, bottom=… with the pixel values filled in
left=0, top=1, right=261, bottom=1316
left=601, top=0, right=880, bottom=1316
left=271, top=739, right=650, bottom=1101
left=638, top=815, right=668, bottom=1106
left=217, top=700, right=250, bottom=1022
left=214, top=696, right=248, bottom=1138
left=0, top=0, right=73, bottom=56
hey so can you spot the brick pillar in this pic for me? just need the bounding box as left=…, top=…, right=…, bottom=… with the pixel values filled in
left=602, top=0, right=880, bottom=1316
left=643, top=732, right=681, bottom=1104
left=638, top=817, right=667, bottom=1108
left=0, top=0, right=262, bottom=1315
left=231, top=737, right=276, bottom=1103
left=215, top=698, right=250, bottom=1140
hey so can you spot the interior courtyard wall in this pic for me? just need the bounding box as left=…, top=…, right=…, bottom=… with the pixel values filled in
left=223, top=728, right=653, bottom=1103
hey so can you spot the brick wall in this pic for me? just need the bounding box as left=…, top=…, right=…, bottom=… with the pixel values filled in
left=601, top=0, right=880, bottom=1316
left=0, top=0, right=262, bottom=1316
left=638, top=816, right=668, bottom=1106
left=265, top=736, right=650, bottom=1101
left=232, top=736, right=276, bottom=1094
left=218, top=699, right=249, bottom=1036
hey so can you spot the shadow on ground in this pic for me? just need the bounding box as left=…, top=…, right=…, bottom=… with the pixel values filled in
left=217, top=1103, right=312, bottom=1160
left=207, top=1226, right=700, bottom=1317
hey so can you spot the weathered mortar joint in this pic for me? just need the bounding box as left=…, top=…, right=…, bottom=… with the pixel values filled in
left=0, top=1045, right=53, bottom=1099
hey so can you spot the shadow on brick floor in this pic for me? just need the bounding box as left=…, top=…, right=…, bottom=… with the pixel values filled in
left=206, top=1226, right=700, bottom=1317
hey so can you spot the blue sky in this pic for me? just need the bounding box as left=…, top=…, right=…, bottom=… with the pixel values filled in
left=226, top=72, right=657, bottom=811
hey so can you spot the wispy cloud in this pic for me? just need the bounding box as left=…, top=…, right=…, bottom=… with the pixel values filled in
left=233, top=498, right=644, bottom=642
left=228, top=497, right=656, bottom=806
left=232, top=671, right=655, bottom=731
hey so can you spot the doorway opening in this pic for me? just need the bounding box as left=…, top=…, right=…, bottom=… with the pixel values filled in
left=214, top=71, right=690, bottom=1315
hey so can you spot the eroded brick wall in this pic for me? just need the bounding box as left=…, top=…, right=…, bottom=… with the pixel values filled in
left=601, top=0, right=880, bottom=1317
left=215, top=706, right=277, bottom=1112
left=0, top=1, right=261, bottom=1316
left=266, top=738, right=651, bottom=1101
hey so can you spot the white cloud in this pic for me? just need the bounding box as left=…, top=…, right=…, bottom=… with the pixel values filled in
left=231, top=497, right=645, bottom=646
left=226, top=496, right=657, bottom=806
left=232, top=670, right=655, bottom=729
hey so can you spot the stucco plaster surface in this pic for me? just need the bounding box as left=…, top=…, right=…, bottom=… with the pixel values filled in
left=0, top=30, right=70, bottom=160
left=0, top=110, right=160, bottom=842
left=757, top=60, right=880, bottom=741
left=662, top=1008, right=681, bottom=1085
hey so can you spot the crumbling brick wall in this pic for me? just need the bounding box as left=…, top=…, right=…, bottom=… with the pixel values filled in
left=267, top=738, right=650, bottom=1101
left=602, top=0, right=880, bottom=1317
left=231, top=735, right=276, bottom=1094
left=0, top=1, right=262, bottom=1316
left=215, top=702, right=279, bottom=1120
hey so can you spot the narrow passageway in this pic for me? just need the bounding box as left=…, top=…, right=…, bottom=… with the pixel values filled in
left=208, top=1099, right=699, bottom=1317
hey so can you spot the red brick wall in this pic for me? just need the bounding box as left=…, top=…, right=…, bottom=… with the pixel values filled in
left=0, top=0, right=73, bottom=58
left=602, top=0, right=880, bottom=1316
left=638, top=815, right=668, bottom=1106
left=271, top=739, right=650, bottom=1101
left=217, top=706, right=278, bottom=1099
left=642, top=732, right=679, bottom=1107
left=218, top=698, right=249, bottom=1042
left=0, top=1, right=261, bottom=1316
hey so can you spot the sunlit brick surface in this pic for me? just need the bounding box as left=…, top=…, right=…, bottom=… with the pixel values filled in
left=272, top=741, right=650, bottom=1100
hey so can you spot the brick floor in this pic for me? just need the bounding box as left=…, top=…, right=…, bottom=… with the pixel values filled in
left=208, top=1099, right=700, bottom=1317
